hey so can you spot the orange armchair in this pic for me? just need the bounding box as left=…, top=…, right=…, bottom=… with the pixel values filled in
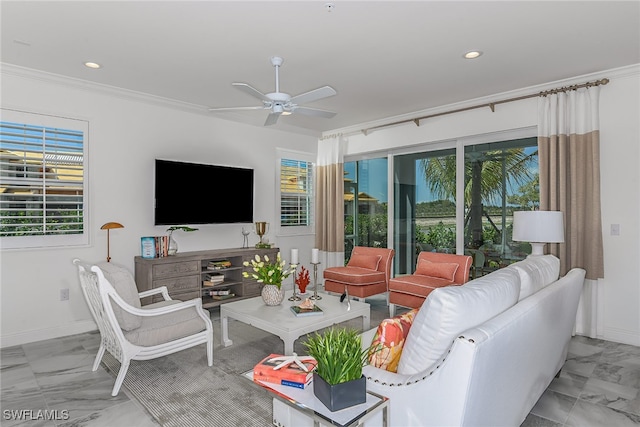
left=323, top=246, right=395, bottom=301
left=388, top=251, right=472, bottom=316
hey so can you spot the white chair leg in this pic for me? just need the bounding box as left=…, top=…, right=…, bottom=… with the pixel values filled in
left=92, top=344, right=106, bottom=371
left=207, top=337, right=213, bottom=366
left=389, top=303, right=396, bottom=317
left=112, top=360, right=130, bottom=396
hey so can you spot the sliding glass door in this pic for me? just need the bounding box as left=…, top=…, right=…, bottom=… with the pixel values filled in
left=344, top=136, right=538, bottom=277
left=394, top=148, right=456, bottom=275
left=343, top=158, right=388, bottom=264
left=463, top=137, right=538, bottom=277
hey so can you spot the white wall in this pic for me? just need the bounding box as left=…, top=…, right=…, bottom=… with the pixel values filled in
left=0, top=69, right=317, bottom=347
left=328, top=65, right=640, bottom=346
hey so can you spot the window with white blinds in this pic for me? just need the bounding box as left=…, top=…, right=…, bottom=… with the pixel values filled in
left=277, top=149, right=314, bottom=235
left=0, top=110, right=88, bottom=249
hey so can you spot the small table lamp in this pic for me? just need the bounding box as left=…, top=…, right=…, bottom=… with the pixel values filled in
left=101, top=222, right=124, bottom=262
left=512, top=211, right=564, bottom=256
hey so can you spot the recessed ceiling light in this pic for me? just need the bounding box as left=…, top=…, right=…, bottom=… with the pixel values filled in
left=463, top=51, right=483, bottom=59
left=84, top=62, right=101, bottom=69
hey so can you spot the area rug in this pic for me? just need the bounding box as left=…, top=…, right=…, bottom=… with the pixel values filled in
left=101, top=295, right=393, bottom=427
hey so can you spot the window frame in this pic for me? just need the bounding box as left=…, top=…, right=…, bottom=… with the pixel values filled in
left=0, top=109, right=89, bottom=249
left=275, top=148, right=315, bottom=237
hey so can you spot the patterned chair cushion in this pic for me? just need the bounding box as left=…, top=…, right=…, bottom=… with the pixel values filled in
left=368, top=309, right=418, bottom=372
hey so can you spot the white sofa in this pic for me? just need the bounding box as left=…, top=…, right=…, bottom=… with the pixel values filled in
left=359, top=255, right=586, bottom=427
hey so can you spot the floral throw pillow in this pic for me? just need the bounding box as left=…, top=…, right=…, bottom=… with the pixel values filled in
left=368, top=308, right=418, bottom=372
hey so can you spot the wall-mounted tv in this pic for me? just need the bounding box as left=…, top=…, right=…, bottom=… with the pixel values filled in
left=154, top=159, right=254, bottom=226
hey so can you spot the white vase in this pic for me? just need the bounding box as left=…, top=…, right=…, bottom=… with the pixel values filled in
left=167, top=232, right=178, bottom=255
left=261, top=284, right=284, bottom=306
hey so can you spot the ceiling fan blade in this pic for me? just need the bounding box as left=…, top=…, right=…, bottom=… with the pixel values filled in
left=264, top=112, right=281, bottom=126
left=232, top=83, right=271, bottom=102
left=289, top=86, right=337, bottom=105
left=208, top=106, right=266, bottom=112
left=293, top=106, right=337, bottom=119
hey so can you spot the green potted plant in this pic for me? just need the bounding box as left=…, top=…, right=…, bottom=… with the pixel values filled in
left=303, top=327, right=370, bottom=411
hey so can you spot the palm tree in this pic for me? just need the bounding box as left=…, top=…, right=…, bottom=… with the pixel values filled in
left=420, top=147, right=536, bottom=248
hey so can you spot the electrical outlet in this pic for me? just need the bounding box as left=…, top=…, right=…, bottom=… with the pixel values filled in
left=60, top=288, right=69, bottom=301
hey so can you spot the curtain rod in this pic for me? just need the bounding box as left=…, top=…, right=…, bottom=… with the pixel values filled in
left=361, top=78, right=609, bottom=136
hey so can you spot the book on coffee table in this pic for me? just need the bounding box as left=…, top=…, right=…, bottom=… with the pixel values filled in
left=290, top=304, right=323, bottom=317
left=253, top=353, right=317, bottom=389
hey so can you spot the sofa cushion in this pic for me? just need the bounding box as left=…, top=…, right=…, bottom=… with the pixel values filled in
left=397, top=268, right=521, bottom=375
left=508, top=255, right=560, bottom=300
left=368, top=309, right=418, bottom=372
left=415, top=259, right=459, bottom=281
left=347, top=254, right=382, bottom=271
left=323, top=267, right=386, bottom=285
left=97, top=262, right=142, bottom=331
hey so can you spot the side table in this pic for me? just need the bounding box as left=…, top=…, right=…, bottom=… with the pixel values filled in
left=242, top=371, right=388, bottom=427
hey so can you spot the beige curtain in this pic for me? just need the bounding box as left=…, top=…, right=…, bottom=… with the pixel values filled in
left=538, top=86, right=604, bottom=337
left=315, top=135, right=345, bottom=268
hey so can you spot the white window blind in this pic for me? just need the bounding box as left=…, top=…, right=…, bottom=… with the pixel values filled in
left=280, top=158, right=313, bottom=227
left=0, top=110, right=87, bottom=248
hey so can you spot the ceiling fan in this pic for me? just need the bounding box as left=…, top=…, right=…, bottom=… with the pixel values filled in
left=208, top=56, right=337, bottom=126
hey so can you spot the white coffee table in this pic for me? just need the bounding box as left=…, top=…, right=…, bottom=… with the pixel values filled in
left=220, top=290, right=371, bottom=355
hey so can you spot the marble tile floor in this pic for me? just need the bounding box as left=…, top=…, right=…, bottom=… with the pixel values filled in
left=2, top=318, right=639, bottom=426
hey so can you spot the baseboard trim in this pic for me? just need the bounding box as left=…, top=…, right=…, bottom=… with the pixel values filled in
left=1, top=320, right=97, bottom=348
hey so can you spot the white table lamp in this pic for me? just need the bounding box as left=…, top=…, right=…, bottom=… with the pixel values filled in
left=512, top=211, right=564, bottom=256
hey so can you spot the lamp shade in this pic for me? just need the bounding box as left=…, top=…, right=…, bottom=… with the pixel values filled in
left=101, top=222, right=124, bottom=230
left=512, top=211, right=564, bottom=256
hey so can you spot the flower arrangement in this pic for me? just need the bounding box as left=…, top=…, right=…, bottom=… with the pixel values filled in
left=295, top=265, right=311, bottom=293
left=242, top=252, right=296, bottom=289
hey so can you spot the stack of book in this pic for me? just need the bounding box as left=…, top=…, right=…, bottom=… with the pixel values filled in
left=203, top=274, right=225, bottom=287
left=140, top=236, right=170, bottom=258
left=253, top=354, right=317, bottom=389
left=207, top=260, right=231, bottom=270
left=207, top=289, right=235, bottom=300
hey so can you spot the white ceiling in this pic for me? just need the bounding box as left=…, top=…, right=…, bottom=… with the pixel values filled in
left=2, top=1, right=639, bottom=136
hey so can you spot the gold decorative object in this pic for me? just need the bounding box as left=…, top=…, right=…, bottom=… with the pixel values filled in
left=254, top=221, right=270, bottom=248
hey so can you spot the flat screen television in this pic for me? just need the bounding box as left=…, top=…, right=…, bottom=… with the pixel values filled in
left=154, top=159, right=254, bottom=225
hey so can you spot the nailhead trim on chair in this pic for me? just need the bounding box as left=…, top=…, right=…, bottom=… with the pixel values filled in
left=366, top=346, right=454, bottom=386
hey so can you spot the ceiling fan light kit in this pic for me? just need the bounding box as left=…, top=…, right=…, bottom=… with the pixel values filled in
left=209, top=56, right=337, bottom=126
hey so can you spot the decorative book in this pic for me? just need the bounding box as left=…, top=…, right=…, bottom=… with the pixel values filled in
left=253, top=353, right=317, bottom=389
left=209, top=293, right=235, bottom=300
left=290, top=298, right=323, bottom=317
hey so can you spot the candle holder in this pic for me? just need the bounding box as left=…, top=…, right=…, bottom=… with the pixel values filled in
left=309, top=262, right=322, bottom=300
left=288, top=263, right=301, bottom=301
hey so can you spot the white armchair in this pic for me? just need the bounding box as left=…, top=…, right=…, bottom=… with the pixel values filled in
left=73, top=259, right=213, bottom=396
